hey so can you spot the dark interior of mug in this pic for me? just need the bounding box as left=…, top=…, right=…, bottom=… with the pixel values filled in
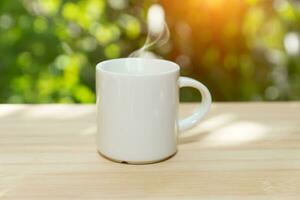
left=98, top=58, right=179, bottom=75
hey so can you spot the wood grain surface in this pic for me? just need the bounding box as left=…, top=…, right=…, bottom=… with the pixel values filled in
left=0, top=103, right=300, bottom=199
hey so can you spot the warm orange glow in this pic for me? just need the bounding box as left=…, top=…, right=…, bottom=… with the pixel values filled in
left=204, top=0, right=224, bottom=8
left=161, top=0, right=246, bottom=68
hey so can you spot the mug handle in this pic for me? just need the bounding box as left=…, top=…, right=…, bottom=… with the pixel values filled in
left=178, top=77, right=212, bottom=133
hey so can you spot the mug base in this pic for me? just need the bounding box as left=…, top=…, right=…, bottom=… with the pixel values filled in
left=97, top=150, right=177, bottom=165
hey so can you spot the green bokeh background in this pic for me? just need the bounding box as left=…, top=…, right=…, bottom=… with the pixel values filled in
left=0, top=0, right=299, bottom=103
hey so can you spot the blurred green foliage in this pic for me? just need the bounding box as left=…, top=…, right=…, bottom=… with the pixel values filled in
left=0, top=0, right=299, bottom=103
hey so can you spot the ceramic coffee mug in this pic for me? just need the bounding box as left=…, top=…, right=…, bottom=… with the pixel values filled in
left=96, top=58, right=211, bottom=164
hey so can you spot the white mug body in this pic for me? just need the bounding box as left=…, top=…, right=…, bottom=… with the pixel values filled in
left=96, top=58, right=179, bottom=163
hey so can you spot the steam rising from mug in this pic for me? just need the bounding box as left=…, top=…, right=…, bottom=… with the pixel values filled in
left=129, top=4, right=169, bottom=58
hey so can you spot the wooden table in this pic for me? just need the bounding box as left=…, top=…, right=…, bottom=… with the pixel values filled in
left=0, top=103, right=300, bottom=199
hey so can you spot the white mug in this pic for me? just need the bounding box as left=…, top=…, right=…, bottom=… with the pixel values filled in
left=96, top=58, right=211, bottom=164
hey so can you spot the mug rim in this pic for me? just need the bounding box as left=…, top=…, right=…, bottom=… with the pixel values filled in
left=96, top=57, right=180, bottom=76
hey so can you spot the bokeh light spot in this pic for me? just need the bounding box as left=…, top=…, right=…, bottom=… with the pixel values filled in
left=17, top=52, right=32, bottom=67
left=284, top=32, right=300, bottom=56
left=95, top=25, right=113, bottom=44
left=39, top=0, right=60, bottom=16
left=62, top=2, right=78, bottom=21
left=104, top=43, right=120, bottom=58
left=74, top=85, right=95, bottom=103
left=0, top=14, right=14, bottom=29
left=55, top=55, right=70, bottom=70
left=33, top=17, right=48, bottom=33
left=119, top=14, right=141, bottom=39
left=265, top=86, right=280, bottom=100
left=107, top=0, right=127, bottom=10
left=86, top=0, right=105, bottom=20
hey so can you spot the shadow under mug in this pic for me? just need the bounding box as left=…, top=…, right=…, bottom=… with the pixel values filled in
left=96, top=58, right=211, bottom=164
